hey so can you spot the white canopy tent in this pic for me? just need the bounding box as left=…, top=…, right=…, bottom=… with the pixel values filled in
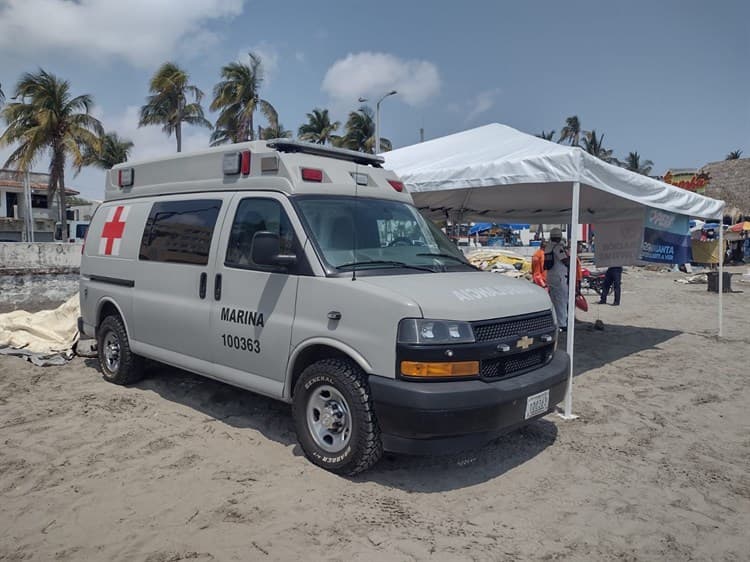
left=383, top=123, right=725, bottom=418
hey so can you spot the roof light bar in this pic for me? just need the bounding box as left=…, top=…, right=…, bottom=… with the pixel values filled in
left=267, top=139, right=384, bottom=167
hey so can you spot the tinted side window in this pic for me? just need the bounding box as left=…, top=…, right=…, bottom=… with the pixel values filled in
left=139, top=199, right=222, bottom=265
left=226, top=198, right=296, bottom=269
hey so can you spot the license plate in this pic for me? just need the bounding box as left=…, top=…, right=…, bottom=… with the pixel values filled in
left=525, top=389, right=550, bottom=419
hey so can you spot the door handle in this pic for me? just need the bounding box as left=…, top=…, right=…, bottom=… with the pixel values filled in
left=199, top=272, right=207, bottom=299
left=214, top=273, right=222, bottom=300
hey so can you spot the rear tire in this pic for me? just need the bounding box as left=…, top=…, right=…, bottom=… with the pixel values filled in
left=97, top=315, right=144, bottom=385
left=292, top=358, right=382, bottom=475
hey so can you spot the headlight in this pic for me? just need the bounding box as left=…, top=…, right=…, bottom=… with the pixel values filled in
left=398, top=318, right=475, bottom=345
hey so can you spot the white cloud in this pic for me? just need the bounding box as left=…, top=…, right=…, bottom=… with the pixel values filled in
left=295, top=51, right=306, bottom=63
left=0, top=0, right=245, bottom=67
left=103, top=105, right=212, bottom=162
left=238, top=42, right=280, bottom=83
left=322, top=52, right=441, bottom=107
left=466, top=88, right=502, bottom=122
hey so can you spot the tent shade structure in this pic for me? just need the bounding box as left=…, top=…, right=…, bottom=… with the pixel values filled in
left=383, top=123, right=725, bottom=419
left=383, top=124, right=724, bottom=224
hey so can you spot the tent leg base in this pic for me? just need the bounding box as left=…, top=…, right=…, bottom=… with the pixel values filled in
left=556, top=412, right=579, bottom=421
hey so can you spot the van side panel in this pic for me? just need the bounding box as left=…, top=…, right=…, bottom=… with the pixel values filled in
left=79, top=200, right=152, bottom=337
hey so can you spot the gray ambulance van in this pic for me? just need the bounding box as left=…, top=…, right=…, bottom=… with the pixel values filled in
left=79, top=140, right=568, bottom=475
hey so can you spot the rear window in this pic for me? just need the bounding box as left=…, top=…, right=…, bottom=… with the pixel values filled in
left=139, top=199, right=222, bottom=265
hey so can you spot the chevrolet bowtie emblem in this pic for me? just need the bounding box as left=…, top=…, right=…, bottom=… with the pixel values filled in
left=516, top=335, right=534, bottom=350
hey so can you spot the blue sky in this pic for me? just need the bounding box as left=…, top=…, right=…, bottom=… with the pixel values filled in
left=0, top=0, right=748, bottom=200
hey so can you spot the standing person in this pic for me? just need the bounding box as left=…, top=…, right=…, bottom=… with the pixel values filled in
left=544, top=228, right=570, bottom=331
left=599, top=266, right=622, bottom=305
left=531, top=241, right=547, bottom=288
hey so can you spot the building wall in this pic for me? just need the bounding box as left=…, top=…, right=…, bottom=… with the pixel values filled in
left=0, top=242, right=81, bottom=273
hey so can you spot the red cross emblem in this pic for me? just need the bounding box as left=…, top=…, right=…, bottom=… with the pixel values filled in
left=99, top=205, right=129, bottom=256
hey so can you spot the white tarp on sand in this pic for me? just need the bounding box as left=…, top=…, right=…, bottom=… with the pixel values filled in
left=0, top=295, right=80, bottom=365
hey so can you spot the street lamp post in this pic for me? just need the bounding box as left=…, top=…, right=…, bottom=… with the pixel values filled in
left=358, top=90, right=397, bottom=153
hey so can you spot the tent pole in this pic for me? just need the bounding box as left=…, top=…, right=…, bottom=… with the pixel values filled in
left=718, top=217, right=723, bottom=338
left=561, top=181, right=580, bottom=420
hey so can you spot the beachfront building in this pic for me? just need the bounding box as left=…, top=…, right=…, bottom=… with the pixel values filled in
left=0, top=168, right=80, bottom=242
left=661, top=159, right=750, bottom=220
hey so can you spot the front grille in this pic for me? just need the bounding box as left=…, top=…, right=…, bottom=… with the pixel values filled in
left=473, top=312, right=554, bottom=343
left=480, top=348, right=549, bottom=379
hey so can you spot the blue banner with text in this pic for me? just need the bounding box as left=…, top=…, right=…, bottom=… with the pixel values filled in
left=640, top=209, right=692, bottom=264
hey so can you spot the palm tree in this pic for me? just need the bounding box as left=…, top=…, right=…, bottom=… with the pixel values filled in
left=0, top=70, right=102, bottom=238
left=298, top=108, right=340, bottom=145
left=337, top=106, right=391, bottom=153
left=536, top=130, right=555, bottom=141
left=581, top=130, right=617, bottom=164
left=726, top=149, right=743, bottom=160
left=260, top=123, right=292, bottom=140
left=623, top=151, right=654, bottom=175
left=210, top=53, right=278, bottom=145
left=139, top=62, right=211, bottom=152
left=558, top=115, right=584, bottom=146
left=82, top=131, right=134, bottom=169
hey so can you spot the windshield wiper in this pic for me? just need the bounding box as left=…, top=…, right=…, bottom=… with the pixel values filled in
left=336, top=260, right=435, bottom=272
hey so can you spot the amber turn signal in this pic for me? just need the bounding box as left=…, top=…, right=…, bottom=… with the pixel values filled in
left=400, top=360, right=479, bottom=377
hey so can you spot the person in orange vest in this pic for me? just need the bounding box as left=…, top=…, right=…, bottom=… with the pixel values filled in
left=531, top=241, right=547, bottom=288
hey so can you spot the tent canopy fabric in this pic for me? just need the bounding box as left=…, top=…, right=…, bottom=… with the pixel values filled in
left=383, top=124, right=724, bottom=223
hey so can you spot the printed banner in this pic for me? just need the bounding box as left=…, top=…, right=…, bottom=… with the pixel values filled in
left=593, top=219, right=644, bottom=267
left=640, top=209, right=691, bottom=264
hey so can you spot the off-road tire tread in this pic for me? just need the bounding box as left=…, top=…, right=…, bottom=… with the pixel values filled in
left=294, top=358, right=383, bottom=475
left=97, top=315, right=144, bottom=385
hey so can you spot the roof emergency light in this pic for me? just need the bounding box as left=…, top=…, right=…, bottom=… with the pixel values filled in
left=118, top=168, right=134, bottom=187
left=240, top=150, right=251, bottom=175
left=388, top=179, right=404, bottom=192
left=301, top=168, right=323, bottom=182
left=223, top=152, right=242, bottom=175
left=352, top=172, right=369, bottom=186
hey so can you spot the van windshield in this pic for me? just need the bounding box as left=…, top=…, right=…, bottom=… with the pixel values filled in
left=294, top=196, right=472, bottom=273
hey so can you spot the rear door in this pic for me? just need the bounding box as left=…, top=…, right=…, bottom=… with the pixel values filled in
left=131, top=194, right=231, bottom=365
left=208, top=192, right=309, bottom=396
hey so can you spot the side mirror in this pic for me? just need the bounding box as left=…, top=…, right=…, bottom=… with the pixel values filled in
left=251, top=231, right=296, bottom=267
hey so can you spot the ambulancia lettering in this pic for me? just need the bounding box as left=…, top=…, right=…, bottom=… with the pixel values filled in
left=220, top=307, right=265, bottom=327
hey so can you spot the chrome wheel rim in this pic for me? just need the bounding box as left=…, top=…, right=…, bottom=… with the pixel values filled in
left=103, top=331, right=121, bottom=373
left=306, top=384, right=352, bottom=453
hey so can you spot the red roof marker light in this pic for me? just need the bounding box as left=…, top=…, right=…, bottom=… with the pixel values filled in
left=241, top=151, right=251, bottom=175
left=388, top=179, right=404, bottom=192
left=301, top=168, right=323, bottom=182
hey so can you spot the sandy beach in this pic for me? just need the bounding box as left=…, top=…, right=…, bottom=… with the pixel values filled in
left=1, top=267, right=749, bottom=561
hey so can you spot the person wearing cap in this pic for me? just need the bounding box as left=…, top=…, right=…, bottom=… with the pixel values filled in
left=544, top=227, right=570, bottom=330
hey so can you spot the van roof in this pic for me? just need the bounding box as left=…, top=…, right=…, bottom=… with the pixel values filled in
left=105, top=139, right=410, bottom=203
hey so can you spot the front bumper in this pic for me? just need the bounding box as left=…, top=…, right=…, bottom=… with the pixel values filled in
left=369, top=351, right=569, bottom=455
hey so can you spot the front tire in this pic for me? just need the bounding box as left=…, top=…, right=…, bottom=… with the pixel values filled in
left=292, top=358, right=382, bottom=475
left=97, top=315, right=144, bottom=385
